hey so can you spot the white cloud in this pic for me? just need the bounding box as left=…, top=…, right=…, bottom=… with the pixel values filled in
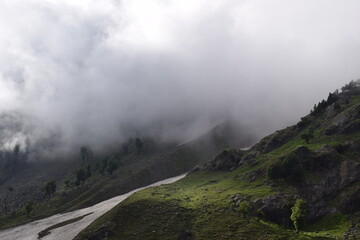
left=0, top=0, right=360, bottom=150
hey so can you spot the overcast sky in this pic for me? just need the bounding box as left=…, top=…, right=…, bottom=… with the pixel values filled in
left=1, top=0, right=360, bottom=150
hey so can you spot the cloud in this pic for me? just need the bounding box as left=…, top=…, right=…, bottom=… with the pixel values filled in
left=1, top=0, right=360, bottom=151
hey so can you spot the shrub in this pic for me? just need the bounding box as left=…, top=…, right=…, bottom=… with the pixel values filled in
left=43, top=180, right=56, bottom=198
left=297, top=116, right=313, bottom=129
left=301, top=128, right=314, bottom=144
left=291, top=199, right=308, bottom=233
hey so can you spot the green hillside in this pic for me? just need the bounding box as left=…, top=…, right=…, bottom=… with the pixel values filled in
left=76, top=80, right=360, bottom=240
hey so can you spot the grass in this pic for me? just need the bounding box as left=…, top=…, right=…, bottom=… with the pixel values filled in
left=75, top=170, right=346, bottom=240
left=302, top=214, right=351, bottom=238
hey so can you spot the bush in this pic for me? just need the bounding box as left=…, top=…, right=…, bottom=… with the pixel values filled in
left=43, top=180, right=56, bottom=198
left=297, top=116, right=313, bottom=129
left=291, top=199, right=308, bottom=233
left=301, top=128, right=314, bottom=144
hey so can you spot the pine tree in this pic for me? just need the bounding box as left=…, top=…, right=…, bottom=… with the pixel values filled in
left=25, top=200, right=34, bottom=218
left=135, top=138, right=143, bottom=154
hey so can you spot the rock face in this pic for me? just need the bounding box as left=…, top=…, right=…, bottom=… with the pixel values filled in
left=325, top=103, right=360, bottom=135
left=264, top=143, right=360, bottom=223
left=199, top=141, right=360, bottom=224
left=195, top=148, right=245, bottom=171
left=254, top=194, right=294, bottom=227
left=253, top=126, right=299, bottom=154
left=283, top=144, right=360, bottom=220
left=340, top=160, right=360, bottom=186
left=339, top=188, right=360, bottom=213
left=308, top=145, right=340, bottom=171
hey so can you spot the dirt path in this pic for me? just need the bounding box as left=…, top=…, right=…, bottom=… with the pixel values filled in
left=0, top=174, right=187, bottom=240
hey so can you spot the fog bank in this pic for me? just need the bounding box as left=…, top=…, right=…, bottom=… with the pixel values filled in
left=1, top=0, right=360, bottom=152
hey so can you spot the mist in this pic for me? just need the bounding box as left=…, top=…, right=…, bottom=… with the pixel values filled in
left=1, top=0, right=360, bottom=153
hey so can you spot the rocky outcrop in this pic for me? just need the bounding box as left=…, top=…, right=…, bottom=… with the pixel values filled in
left=194, top=148, right=245, bottom=171
left=253, top=126, right=298, bottom=154
left=311, top=145, right=340, bottom=171
left=253, top=194, right=294, bottom=227
left=293, top=145, right=310, bottom=158
left=293, top=144, right=360, bottom=220
left=339, top=187, right=360, bottom=213
left=229, top=193, right=294, bottom=227
left=195, top=126, right=300, bottom=172
left=256, top=144, right=360, bottom=223
left=340, top=160, right=360, bottom=186
left=324, top=103, right=360, bottom=135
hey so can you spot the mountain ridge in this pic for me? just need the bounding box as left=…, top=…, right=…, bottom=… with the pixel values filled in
left=76, top=80, right=360, bottom=240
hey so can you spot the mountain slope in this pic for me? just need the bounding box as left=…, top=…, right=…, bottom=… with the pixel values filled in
left=0, top=121, right=254, bottom=229
left=76, top=81, right=360, bottom=240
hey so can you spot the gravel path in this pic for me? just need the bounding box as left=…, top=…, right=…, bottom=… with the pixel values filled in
left=0, top=174, right=187, bottom=240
